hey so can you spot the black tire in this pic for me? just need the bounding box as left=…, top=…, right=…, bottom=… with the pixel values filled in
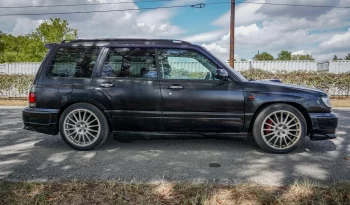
left=59, top=103, right=110, bottom=150
left=252, top=104, right=307, bottom=153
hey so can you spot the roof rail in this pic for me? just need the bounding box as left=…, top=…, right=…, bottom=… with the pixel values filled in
left=61, top=38, right=192, bottom=45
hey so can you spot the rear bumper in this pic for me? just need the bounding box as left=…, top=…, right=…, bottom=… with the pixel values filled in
left=22, top=107, right=59, bottom=135
left=309, top=112, right=338, bottom=141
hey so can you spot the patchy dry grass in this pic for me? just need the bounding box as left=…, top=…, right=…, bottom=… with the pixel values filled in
left=331, top=98, right=350, bottom=108
left=0, top=98, right=27, bottom=106
left=1, top=98, right=350, bottom=107
left=0, top=181, right=349, bottom=205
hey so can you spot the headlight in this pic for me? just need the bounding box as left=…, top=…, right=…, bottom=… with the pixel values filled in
left=321, top=96, right=332, bottom=108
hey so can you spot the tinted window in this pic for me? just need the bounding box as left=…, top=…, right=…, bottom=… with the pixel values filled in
left=102, top=48, right=157, bottom=78
left=48, top=47, right=101, bottom=78
left=158, top=49, right=219, bottom=80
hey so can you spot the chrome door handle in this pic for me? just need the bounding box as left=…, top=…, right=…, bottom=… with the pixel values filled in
left=100, top=82, right=114, bottom=88
left=169, top=85, right=183, bottom=89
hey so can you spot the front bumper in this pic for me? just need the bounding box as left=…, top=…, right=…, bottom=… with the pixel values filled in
left=22, top=107, right=59, bottom=135
left=309, top=112, right=338, bottom=140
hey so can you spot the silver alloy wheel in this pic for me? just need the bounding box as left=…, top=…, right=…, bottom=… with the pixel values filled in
left=261, top=110, right=302, bottom=150
left=63, top=109, right=101, bottom=147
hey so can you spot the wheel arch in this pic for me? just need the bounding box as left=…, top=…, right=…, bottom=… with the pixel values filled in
left=248, top=102, right=312, bottom=136
left=57, top=100, right=112, bottom=132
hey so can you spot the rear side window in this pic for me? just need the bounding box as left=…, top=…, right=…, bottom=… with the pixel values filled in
left=101, top=48, right=156, bottom=78
left=48, top=47, right=101, bottom=78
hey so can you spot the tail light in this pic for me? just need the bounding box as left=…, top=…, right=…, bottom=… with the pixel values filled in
left=28, top=85, right=36, bottom=108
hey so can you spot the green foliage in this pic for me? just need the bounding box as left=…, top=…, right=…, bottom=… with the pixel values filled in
left=277, top=50, right=314, bottom=61
left=170, top=68, right=207, bottom=79
left=292, top=54, right=315, bottom=61
left=253, top=52, right=274, bottom=61
left=0, top=18, right=78, bottom=63
left=333, top=55, right=342, bottom=61
left=345, top=53, right=350, bottom=60
left=277, top=50, right=292, bottom=60
left=333, top=54, right=350, bottom=61
left=32, top=18, right=78, bottom=43
left=241, top=69, right=350, bottom=96
left=0, top=74, right=34, bottom=96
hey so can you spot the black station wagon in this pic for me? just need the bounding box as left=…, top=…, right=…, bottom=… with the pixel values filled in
left=23, top=39, right=338, bottom=153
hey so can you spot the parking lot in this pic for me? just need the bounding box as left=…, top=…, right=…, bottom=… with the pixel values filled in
left=0, top=108, right=349, bottom=186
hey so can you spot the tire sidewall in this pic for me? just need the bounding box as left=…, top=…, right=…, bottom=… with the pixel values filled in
left=59, top=103, right=109, bottom=150
left=252, top=104, right=307, bottom=153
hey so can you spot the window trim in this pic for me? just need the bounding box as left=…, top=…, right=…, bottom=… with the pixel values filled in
left=45, top=45, right=103, bottom=80
left=95, top=47, right=159, bottom=81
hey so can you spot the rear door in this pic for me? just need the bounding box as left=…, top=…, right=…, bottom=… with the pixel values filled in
left=36, top=46, right=102, bottom=109
left=89, top=47, right=162, bottom=131
left=158, top=48, right=245, bottom=133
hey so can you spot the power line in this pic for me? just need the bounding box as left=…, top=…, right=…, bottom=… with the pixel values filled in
left=0, top=0, right=174, bottom=9
left=1, top=0, right=349, bottom=9
left=237, top=1, right=350, bottom=9
left=0, top=2, right=231, bottom=17
left=1, top=1, right=349, bottom=16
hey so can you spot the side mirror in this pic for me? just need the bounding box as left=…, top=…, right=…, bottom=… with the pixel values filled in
left=216, top=69, right=229, bottom=80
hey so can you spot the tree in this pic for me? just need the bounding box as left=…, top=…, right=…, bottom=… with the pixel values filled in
left=31, top=18, right=78, bottom=60
left=240, top=58, right=247, bottom=61
left=0, top=31, right=4, bottom=54
left=253, top=52, right=274, bottom=61
left=31, top=18, right=78, bottom=43
left=277, top=50, right=292, bottom=60
left=333, top=55, right=342, bottom=61
left=345, top=53, right=350, bottom=60
left=292, top=54, right=314, bottom=60
left=0, top=18, right=78, bottom=63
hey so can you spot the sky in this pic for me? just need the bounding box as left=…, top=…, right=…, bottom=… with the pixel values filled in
left=0, top=0, right=349, bottom=62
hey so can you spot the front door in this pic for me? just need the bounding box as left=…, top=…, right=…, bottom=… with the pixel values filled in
left=158, top=48, right=245, bottom=132
left=89, top=47, right=161, bottom=131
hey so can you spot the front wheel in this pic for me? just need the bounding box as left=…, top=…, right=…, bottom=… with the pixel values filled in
left=59, top=103, right=110, bottom=150
left=252, top=104, right=307, bottom=153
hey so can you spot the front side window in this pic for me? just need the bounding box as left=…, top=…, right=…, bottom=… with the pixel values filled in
left=158, top=49, right=219, bottom=81
left=101, top=48, right=157, bottom=78
left=48, top=47, right=101, bottom=78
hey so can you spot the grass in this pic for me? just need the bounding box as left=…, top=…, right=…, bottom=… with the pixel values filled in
left=1, top=98, right=350, bottom=107
left=0, top=181, right=349, bottom=205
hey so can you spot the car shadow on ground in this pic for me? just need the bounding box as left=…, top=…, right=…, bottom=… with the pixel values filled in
left=0, top=108, right=348, bottom=186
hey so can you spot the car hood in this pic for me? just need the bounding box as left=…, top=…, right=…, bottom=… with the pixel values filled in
left=245, top=80, right=327, bottom=96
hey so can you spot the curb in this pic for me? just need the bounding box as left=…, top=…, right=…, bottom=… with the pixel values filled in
left=0, top=106, right=26, bottom=109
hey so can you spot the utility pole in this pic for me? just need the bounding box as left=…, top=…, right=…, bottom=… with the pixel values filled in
left=229, top=0, right=235, bottom=68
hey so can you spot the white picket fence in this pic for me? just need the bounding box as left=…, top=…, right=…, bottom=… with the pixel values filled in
left=328, top=60, right=350, bottom=74
left=234, top=61, right=318, bottom=72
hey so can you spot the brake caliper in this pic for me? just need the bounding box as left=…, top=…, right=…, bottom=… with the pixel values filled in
left=265, top=119, right=273, bottom=134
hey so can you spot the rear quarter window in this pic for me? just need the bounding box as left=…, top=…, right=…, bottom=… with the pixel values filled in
left=48, top=47, right=101, bottom=78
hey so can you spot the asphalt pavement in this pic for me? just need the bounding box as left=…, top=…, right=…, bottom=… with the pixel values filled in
left=0, top=108, right=349, bottom=185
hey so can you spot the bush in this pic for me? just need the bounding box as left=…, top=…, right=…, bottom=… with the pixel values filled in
left=241, top=69, right=350, bottom=96
left=0, top=74, right=34, bottom=97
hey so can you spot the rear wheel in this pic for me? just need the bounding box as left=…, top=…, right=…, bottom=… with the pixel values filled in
left=59, top=103, right=109, bottom=150
left=252, top=104, right=307, bottom=153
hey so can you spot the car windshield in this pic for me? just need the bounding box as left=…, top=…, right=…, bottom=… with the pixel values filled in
left=201, top=46, right=248, bottom=82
